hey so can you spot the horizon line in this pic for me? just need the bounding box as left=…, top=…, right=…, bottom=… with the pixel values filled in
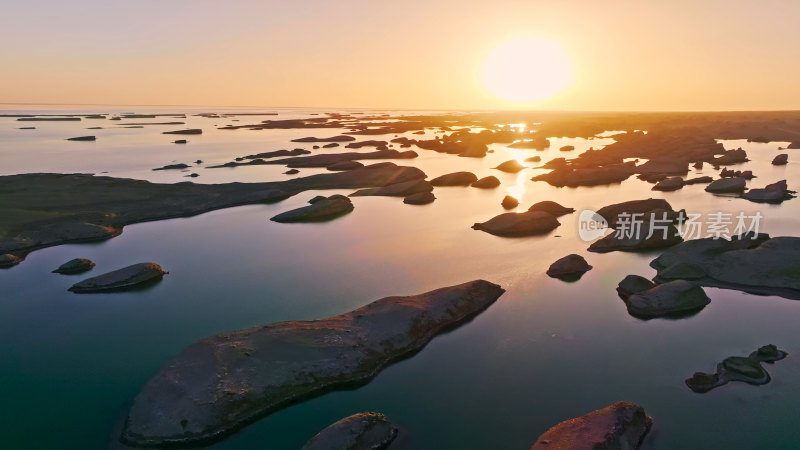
left=1, top=101, right=799, bottom=114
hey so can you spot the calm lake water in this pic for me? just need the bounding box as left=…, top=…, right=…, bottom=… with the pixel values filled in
left=1, top=106, right=800, bottom=449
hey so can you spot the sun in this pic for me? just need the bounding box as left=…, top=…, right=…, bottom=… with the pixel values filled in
left=482, top=37, right=572, bottom=103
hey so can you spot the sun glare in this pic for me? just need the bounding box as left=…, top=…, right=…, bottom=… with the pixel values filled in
left=482, top=37, right=572, bottom=104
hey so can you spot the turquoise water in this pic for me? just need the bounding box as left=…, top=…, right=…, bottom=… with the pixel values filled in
left=1, top=107, right=799, bottom=449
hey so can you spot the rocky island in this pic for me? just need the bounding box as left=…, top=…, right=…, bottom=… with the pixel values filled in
left=121, top=280, right=505, bottom=446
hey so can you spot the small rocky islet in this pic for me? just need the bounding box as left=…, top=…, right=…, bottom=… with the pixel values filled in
left=429, top=171, right=478, bottom=186
left=685, top=345, right=788, bottom=393
left=472, top=210, right=560, bottom=237
left=301, top=412, right=397, bottom=450
left=616, top=274, right=657, bottom=299
left=52, top=258, right=95, bottom=275
left=531, top=401, right=652, bottom=449
left=162, top=128, right=202, bottom=135
left=270, top=195, right=354, bottom=223
left=501, top=195, right=519, bottom=209
left=471, top=175, right=501, bottom=188
left=493, top=159, right=526, bottom=173
left=403, top=191, right=436, bottom=204
left=68, top=262, right=167, bottom=293
left=546, top=254, right=592, bottom=280
left=65, top=135, right=96, bottom=141
left=529, top=200, right=575, bottom=216
left=587, top=198, right=684, bottom=253
left=0, top=253, right=22, bottom=268
left=620, top=279, right=711, bottom=318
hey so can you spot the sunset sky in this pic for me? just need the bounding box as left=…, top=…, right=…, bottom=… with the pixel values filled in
left=1, top=0, right=798, bottom=110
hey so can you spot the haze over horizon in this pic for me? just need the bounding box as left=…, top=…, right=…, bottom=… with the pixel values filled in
left=2, top=0, right=798, bottom=111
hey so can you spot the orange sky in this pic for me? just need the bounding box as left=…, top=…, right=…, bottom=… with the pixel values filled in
left=1, top=0, right=798, bottom=110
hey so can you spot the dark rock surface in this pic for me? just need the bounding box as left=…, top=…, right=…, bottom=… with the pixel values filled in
left=684, top=176, right=713, bottom=185
left=209, top=150, right=417, bottom=169
left=705, top=177, right=747, bottom=193
left=0, top=253, right=21, bottom=268
left=52, top=258, right=95, bottom=275
left=153, top=163, right=190, bottom=171
left=414, top=136, right=489, bottom=157
left=121, top=280, right=505, bottom=446
left=292, top=135, right=356, bottom=142
left=403, top=191, right=436, bottom=205
left=652, top=177, right=684, bottom=191
left=350, top=179, right=433, bottom=197
left=595, top=199, right=674, bottom=227
left=528, top=201, right=575, bottom=217
left=532, top=162, right=637, bottom=187
left=344, top=140, right=389, bottom=149
left=588, top=224, right=682, bottom=253
left=207, top=159, right=270, bottom=168
left=68, top=263, right=167, bottom=293
left=742, top=180, right=795, bottom=203
left=270, top=195, right=354, bottom=223
left=616, top=275, right=657, bottom=300
left=66, top=136, right=96, bottom=141
left=430, top=171, right=478, bottom=186
left=493, top=160, right=526, bottom=173
left=0, top=165, right=426, bottom=261
left=472, top=211, right=560, bottom=237
left=301, top=412, right=397, bottom=450
left=163, top=129, right=202, bottom=135
left=501, top=195, right=519, bottom=209
left=636, top=159, right=690, bottom=179
left=18, top=117, right=81, bottom=121
left=651, top=235, right=800, bottom=299
left=326, top=161, right=365, bottom=171
left=622, top=280, right=710, bottom=318
left=471, top=176, right=500, bottom=188
left=712, top=149, right=748, bottom=165
left=657, top=262, right=707, bottom=280
left=271, top=150, right=417, bottom=168
left=720, top=168, right=754, bottom=179
left=531, top=401, right=652, bottom=450
left=546, top=254, right=592, bottom=280
left=120, top=122, right=184, bottom=126
left=772, top=154, right=788, bottom=165
left=243, top=149, right=310, bottom=160
left=685, top=345, right=788, bottom=393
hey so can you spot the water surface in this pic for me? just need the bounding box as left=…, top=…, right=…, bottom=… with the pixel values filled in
left=1, top=107, right=799, bottom=449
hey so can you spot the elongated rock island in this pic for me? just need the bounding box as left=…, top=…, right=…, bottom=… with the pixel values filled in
left=121, top=280, right=505, bottom=446
left=0, top=163, right=426, bottom=263
left=69, top=262, right=167, bottom=293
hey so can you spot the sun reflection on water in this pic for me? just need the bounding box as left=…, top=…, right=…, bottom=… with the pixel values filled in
left=505, top=171, right=529, bottom=211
